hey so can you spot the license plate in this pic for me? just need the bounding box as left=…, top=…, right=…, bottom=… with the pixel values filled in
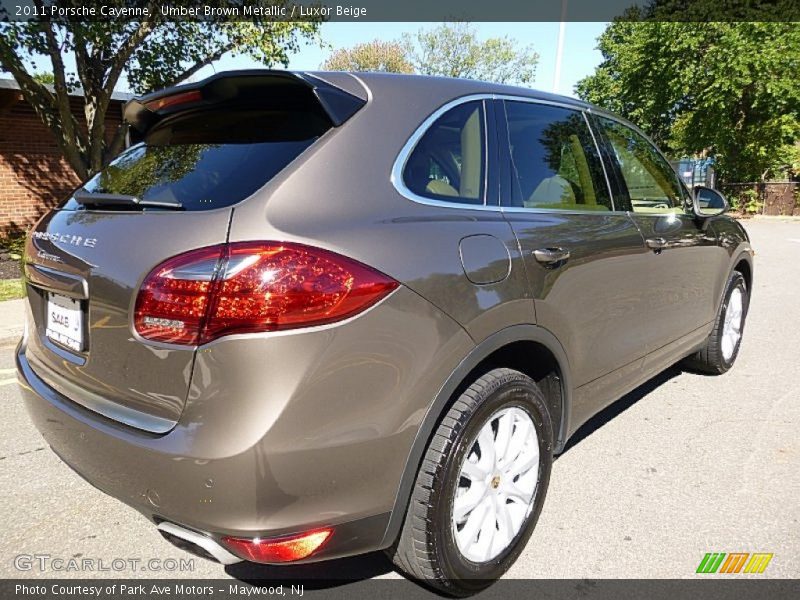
left=46, top=293, right=84, bottom=352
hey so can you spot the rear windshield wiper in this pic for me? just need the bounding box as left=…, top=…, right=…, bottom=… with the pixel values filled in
left=73, top=189, right=183, bottom=210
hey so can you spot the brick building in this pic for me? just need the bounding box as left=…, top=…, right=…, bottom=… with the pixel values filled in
left=0, top=78, right=132, bottom=234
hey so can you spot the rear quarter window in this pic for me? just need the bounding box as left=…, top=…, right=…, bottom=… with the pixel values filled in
left=402, top=101, right=486, bottom=206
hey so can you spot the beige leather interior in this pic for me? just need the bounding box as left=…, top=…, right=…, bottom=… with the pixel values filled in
left=459, top=109, right=482, bottom=199
left=426, top=179, right=458, bottom=197
left=629, top=203, right=682, bottom=214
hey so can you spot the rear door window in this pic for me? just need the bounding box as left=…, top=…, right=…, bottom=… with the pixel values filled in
left=61, top=108, right=328, bottom=212
left=502, top=101, right=612, bottom=211
left=403, top=101, right=486, bottom=205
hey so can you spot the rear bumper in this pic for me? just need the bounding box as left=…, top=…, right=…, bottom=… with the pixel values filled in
left=16, top=285, right=474, bottom=563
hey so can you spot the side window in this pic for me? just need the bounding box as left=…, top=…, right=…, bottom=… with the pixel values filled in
left=403, top=101, right=485, bottom=205
left=599, top=117, right=686, bottom=214
left=503, top=101, right=612, bottom=211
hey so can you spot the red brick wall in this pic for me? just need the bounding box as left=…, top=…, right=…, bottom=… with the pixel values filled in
left=0, top=92, right=124, bottom=235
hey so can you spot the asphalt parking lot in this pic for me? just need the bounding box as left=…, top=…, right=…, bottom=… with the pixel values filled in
left=0, top=217, right=798, bottom=583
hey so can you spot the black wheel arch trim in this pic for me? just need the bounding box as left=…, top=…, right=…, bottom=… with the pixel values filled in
left=380, top=323, right=572, bottom=548
left=731, top=247, right=753, bottom=282
left=725, top=246, right=754, bottom=303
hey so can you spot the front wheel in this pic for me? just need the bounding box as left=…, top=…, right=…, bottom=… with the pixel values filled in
left=684, top=270, right=749, bottom=374
left=387, top=368, right=553, bottom=595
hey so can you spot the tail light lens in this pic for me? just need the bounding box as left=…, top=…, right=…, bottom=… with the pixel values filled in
left=221, top=528, right=332, bottom=563
left=134, top=242, right=398, bottom=345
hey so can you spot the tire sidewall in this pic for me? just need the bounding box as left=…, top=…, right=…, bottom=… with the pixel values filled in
left=431, top=375, right=553, bottom=586
left=715, top=272, right=749, bottom=371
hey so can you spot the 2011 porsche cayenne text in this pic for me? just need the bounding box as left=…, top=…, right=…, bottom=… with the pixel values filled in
left=17, top=70, right=753, bottom=594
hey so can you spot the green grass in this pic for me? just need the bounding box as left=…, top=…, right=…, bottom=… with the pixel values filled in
left=0, top=279, right=24, bottom=302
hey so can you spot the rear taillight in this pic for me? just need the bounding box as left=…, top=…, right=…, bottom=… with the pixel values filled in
left=134, top=242, right=398, bottom=345
left=221, top=528, right=332, bottom=563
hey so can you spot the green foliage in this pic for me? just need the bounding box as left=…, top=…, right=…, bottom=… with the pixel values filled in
left=32, top=72, right=55, bottom=84
left=402, top=23, right=538, bottom=85
left=321, top=40, right=413, bottom=73
left=0, top=229, right=26, bottom=277
left=576, top=20, right=800, bottom=183
left=0, top=232, right=25, bottom=258
left=124, top=19, right=321, bottom=94
left=0, top=2, right=321, bottom=179
left=731, top=188, right=763, bottom=214
left=0, top=279, right=24, bottom=302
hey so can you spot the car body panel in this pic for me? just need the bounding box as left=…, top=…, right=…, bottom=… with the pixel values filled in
left=503, top=211, right=651, bottom=386
left=626, top=212, right=729, bottom=351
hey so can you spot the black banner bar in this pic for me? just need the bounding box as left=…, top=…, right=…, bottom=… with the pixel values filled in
left=2, top=0, right=800, bottom=23
left=2, top=579, right=800, bottom=600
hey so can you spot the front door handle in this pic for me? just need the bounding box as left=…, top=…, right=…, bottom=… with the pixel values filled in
left=646, top=237, right=668, bottom=251
left=533, top=247, right=570, bottom=265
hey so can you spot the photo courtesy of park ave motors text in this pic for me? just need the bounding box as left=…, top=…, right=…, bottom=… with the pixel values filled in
left=0, top=0, right=798, bottom=597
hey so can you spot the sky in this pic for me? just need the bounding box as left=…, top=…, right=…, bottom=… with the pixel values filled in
left=205, top=22, right=608, bottom=97
left=22, top=22, right=607, bottom=98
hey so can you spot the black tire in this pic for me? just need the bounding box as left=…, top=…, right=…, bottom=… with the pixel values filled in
left=386, top=368, right=553, bottom=596
left=684, top=271, right=749, bottom=374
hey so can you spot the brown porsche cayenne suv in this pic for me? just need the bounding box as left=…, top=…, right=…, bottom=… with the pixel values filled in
left=16, top=70, right=753, bottom=594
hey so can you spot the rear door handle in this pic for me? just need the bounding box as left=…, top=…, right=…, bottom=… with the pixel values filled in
left=646, top=237, right=668, bottom=251
left=533, top=247, right=570, bottom=265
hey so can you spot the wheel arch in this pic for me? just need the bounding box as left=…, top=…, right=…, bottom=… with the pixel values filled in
left=380, top=324, right=573, bottom=548
left=733, top=254, right=753, bottom=292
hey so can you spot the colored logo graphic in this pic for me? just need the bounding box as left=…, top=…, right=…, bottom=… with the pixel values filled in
left=696, top=552, right=773, bottom=574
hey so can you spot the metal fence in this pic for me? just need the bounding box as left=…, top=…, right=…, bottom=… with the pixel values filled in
left=718, top=181, right=800, bottom=216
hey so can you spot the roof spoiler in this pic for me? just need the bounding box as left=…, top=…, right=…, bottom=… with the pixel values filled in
left=124, top=70, right=367, bottom=136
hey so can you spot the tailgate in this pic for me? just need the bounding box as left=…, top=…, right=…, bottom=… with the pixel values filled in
left=23, top=209, right=231, bottom=433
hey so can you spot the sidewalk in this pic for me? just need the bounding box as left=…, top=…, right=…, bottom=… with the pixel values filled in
left=0, top=298, right=24, bottom=345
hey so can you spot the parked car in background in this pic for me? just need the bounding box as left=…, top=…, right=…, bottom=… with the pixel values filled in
left=17, top=71, right=753, bottom=594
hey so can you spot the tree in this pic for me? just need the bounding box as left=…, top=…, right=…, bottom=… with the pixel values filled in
left=576, top=20, right=800, bottom=182
left=321, top=40, right=413, bottom=73
left=403, top=22, right=538, bottom=85
left=0, top=2, right=320, bottom=181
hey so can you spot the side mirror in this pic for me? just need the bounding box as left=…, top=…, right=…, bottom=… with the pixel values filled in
left=692, top=186, right=729, bottom=218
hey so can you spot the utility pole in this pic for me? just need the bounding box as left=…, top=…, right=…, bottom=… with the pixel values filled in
left=553, top=0, right=568, bottom=93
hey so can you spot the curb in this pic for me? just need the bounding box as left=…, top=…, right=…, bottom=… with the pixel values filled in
left=751, top=214, right=800, bottom=221
left=0, top=333, right=22, bottom=347
left=0, top=297, right=25, bottom=347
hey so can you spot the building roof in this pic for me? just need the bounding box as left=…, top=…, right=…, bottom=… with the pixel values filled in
left=0, top=77, right=133, bottom=102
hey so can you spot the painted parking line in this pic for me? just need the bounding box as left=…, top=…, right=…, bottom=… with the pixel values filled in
left=0, top=368, right=17, bottom=375
left=0, top=378, right=18, bottom=387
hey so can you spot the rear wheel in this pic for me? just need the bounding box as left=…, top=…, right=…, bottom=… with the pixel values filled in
left=685, top=271, right=749, bottom=374
left=387, top=368, right=553, bottom=595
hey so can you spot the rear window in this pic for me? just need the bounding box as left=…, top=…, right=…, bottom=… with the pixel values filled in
left=61, top=108, right=329, bottom=212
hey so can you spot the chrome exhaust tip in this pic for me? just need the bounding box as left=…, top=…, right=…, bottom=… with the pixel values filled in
left=157, top=521, right=242, bottom=565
